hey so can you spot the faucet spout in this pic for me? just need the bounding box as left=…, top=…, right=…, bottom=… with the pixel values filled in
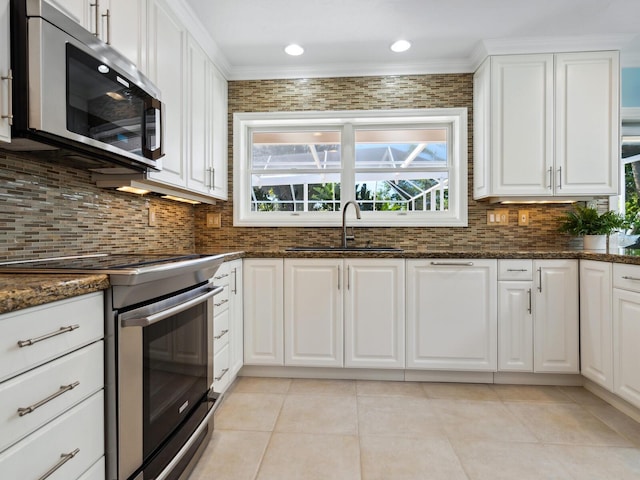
left=341, top=200, right=361, bottom=248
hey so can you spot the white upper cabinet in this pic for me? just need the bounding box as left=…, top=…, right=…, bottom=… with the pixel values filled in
left=406, top=259, right=497, bottom=371
left=210, top=64, right=229, bottom=200
left=147, top=0, right=187, bottom=187
left=0, top=0, right=11, bottom=143
left=46, top=0, right=90, bottom=27
left=101, top=0, right=147, bottom=70
left=474, top=51, right=619, bottom=200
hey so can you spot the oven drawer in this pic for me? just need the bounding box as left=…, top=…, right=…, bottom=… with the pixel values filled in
left=0, top=292, right=104, bottom=383
left=213, top=343, right=230, bottom=393
left=0, top=341, right=103, bottom=452
left=0, top=391, right=104, bottom=480
left=214, top=309, right=230, bottom=351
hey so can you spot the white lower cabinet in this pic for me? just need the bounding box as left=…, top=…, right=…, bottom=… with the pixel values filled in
left=580, top=260, right=613, bottom=389
left=284, top=259, right=343, bottom=367
left=498, top=279, right=534, bottom=372
left=406, top=259, right=497, bottom=371
left=228, top=260, right=244, bottom=377
left=344, top=259, right=405, bottom=369
left=243, top=259, right=284, bottom=365
left=613, top=264, right=640, bottom=409
left=0, top=391, right=104, bottom=480
left=533, top=260, right=579, bottom=373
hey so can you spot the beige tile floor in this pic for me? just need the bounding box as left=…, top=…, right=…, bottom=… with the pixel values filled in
left=188, top=377, right=640, bottom=480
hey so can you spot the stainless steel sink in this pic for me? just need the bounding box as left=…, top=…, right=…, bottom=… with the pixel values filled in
left=286, top=246, right=404, bottom=252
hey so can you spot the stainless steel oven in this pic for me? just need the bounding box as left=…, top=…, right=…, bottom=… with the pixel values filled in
left=117, top=282, right=221, bottom=480
left=0, top=253, right=228, bottom=480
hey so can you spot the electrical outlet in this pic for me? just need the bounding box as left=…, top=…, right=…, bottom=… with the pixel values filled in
left=206, top=213, right=221, bottom=228
left=148, top=206, right=157, bottom=227
left=518, top=210, right=530, bottom=226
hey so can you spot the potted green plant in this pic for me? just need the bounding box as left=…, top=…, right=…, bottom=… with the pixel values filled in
left=557, top=205, right=625, bottom=250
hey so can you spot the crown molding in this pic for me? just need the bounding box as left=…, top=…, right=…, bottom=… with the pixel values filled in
left=482, top=34, right=636, bottom=56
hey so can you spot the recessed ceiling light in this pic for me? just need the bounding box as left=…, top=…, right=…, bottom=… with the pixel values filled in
left=284, top=44, right=304, bottom=56
left=390, top=40, right=411, bottom=53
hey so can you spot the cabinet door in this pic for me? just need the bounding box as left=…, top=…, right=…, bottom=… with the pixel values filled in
left=555, top=51, right=619, bottom=195
left=210, top=65, right=228, bottom=200
left=104, top=0, right=147, bottom=70
left=533, top=260, right=579, bottom=373
left=473, top=58, right=490, bottom=199
left=147, top=0, right=186, bottom=187
left=344, top=259, right=405, bottom=369
left=185, top=36, right=212, bottom=195
left=580, top=260, right=613, bottom=390
left=284, top=259, right=343, bottom=367
left=0, top=0, right=11, bottom=143
left=498, top=281, right=533, bottom=372
left=613, top=288, right=640, bottom=409
left=229, top=260, right=244, bottom=376
left=47, top=0, right=90, bottom=28
left=490, top=54, right=554, bottom=196
left=406, top=259, right=497, bottom=371
left=243, top=259, right=284, bottom=365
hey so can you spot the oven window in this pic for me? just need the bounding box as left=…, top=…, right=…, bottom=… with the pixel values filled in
left=143, top=302, right=208, bottom=459
left=66, top=44, right=147, bottom=155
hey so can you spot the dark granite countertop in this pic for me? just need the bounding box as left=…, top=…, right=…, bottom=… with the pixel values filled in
left=3, top=248, right=640, bottom=315
left=0, top=274, right=109, bottom=315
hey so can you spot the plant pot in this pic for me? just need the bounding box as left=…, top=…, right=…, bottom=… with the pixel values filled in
left=583, top=234, right=607, bottom=250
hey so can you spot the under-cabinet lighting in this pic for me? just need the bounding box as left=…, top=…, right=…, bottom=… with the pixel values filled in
left=390, top=40, right=411, bottom=53
left=161, top=195, right=201, bottom=205
left=117, top=186, right=150, bottom=195
left=284, top=44, right=304, bottom=56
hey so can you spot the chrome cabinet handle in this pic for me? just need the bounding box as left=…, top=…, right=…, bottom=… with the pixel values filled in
left=214, top=329, right=228, bottom=340
left=430, top=261, right=474, bottom=266
left=548, top=167, right=553, bottom=190
left=18, top=325, right=79, bottom=348
left=214, top=273, right=229, bottom=280
left=347, top=265, right=350, bottom=290
left=214, top=298, right=229, bottom=307
left=231, top=267, right=237, bottom=294
left=537, top=267, right=542, bottom=292
left=527, top=288, right=532, bottom=314
left=38, top=448, right=80, bottom=480
left=211, top=167, right=216, bottom=189
left=622, top=275, right=640, bottom=281
left=1, top=69, right=13, bottom=126
left=506, top=268, right=528, bottom=272
left=102, top=9, right=111, bottom=44
left=337, top=265, right=341, bottom=290
left=18, top=382, right=80, bottom=416
left=90, top=0, right=100, bottom=37
left=214, top=368, right=229, bottom=381
left=558, top=166, right=562, bottom=189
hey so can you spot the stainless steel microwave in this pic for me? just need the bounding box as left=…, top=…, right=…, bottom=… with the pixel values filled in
left=7, top=0, right=163, bottom=172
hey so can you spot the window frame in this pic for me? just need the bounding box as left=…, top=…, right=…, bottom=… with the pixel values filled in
left=233, top=108, right=468, bottom=227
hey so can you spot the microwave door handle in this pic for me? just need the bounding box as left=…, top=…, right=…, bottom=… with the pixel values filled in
left=143, top=97, right=163, bottom=161
left=121, top=285, right=222, bottom=327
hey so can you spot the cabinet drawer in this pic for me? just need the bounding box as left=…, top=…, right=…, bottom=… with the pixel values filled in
left=213, top=343, right=230, bottom=393
left=0, top=292, right=104, bottom=383
left=0, top=391, right=104, bottom=480
left=498, top=260, right=533, bottom=280
left=0, top=341, right=103, bottom=452
left=212, top=263, right=232, bottom=287
left=213, top=284, right=230, bottom=314
left=613, top=263, right=640, bottom=293
left=213, top=309, right=230, bottom=351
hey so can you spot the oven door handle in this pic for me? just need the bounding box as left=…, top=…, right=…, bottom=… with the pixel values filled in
left=121, top=285, right=223, bottom=327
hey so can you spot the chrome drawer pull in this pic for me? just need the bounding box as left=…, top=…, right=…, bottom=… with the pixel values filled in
left=214, top=368, right=229, bottom=381
left=214, top=299, right=229, bottom=307
left=430, top=261, right=474, bottom=266
left=214, top=329, right=229, bottom=340
left=506, top=269, right=528, bottom=272
left=17, top=325, right=79, bottom=348
left=622, top=275, right=640, bottom=281
left=38, top=448, right=80, bottom=480
left=18, top=381, right=80, bottom=416
left=214, top=273, right=229, bottom=280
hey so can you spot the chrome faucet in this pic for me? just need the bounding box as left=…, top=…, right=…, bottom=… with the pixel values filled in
left=341, top=200, right=361, bottom=248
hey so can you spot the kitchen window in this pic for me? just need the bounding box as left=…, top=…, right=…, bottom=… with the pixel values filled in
left=233, top=109, right=467, bottom=226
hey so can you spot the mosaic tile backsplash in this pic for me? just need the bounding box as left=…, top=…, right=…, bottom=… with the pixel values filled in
left=195, top=74, right=579, bottom=253
left=0, top=154, right=195, bottom=261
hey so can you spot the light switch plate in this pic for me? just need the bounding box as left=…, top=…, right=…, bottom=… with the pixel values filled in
left=206, top=213, right=221, bottom=228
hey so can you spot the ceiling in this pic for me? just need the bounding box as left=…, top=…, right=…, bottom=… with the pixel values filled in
left=183, top=0, right=640, bottom=80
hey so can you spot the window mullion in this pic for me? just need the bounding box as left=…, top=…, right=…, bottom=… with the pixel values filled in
left=342, top=123, right=355, bottom=204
